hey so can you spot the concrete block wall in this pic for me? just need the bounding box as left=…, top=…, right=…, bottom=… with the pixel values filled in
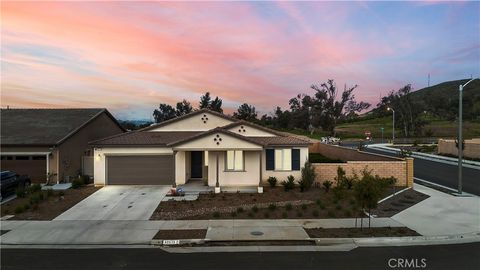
left=312, top=161, right=409, bottom=187
left=438, top=139, right=480, bottom=159
left=309, top=142, right=402, bottom=161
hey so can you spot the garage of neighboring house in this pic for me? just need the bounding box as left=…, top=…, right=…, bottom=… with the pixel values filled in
left=106, top=155, right=174, bottom=185
left=0, top=154, right=48, bottom=181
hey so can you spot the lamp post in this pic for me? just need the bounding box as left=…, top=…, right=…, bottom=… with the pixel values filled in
left=457, top=78, right=476, bottom=194
left=387, top=107, right=395, bottom=144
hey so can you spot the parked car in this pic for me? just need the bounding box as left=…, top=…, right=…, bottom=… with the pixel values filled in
left=0, top=171, right=31, bottom=200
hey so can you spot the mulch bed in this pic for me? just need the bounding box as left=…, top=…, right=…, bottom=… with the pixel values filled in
left=151, top=187, right=364, bottom=220
left=371, top=188, right=429, bottom=217
left=305, top=227, right=420, bottom=238
left=153, top=229, right=207, bottom=240
left=1, top=185, right=100, bottom=220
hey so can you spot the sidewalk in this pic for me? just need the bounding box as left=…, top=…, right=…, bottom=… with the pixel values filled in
left=0, top=218, right=403, bottom=245
left=392, top=184, right=480, bottom=236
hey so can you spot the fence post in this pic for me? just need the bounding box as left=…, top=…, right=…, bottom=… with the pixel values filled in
left=406, top=157, right=414, bottom=187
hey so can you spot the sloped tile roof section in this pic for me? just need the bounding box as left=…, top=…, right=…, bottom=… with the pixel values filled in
left=248, top=136, right=311, bottom=146
left=220, top=120, right=284, bottom=136
left=1, top=108, right=123, bottom=146
left=140, top=109, right=237, bottom=131
left=90, top=131, right=202, bottom=146
left=167, top=127, right=265, bottom=147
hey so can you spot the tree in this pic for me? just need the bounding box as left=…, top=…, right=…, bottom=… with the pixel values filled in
left=299, top=161, right=316, bottom=192
left=199, top=92, right=223, bottom=113
left=175, top=99, right=193, bottom=116
left=377, top=85, right=427, bottom=137
left=310, top=80, right=370, bottom=136
left=234, top=103, right=258, bottom=121
left=199, top=92, right=211, bottom=109
left=153, top=103, right=176, bottom=123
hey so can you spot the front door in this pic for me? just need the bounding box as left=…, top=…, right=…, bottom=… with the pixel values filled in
left=190, top=151, right=203, bottom=178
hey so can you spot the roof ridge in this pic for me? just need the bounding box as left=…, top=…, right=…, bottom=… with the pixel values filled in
left=220, top=120, right=285, bottom=136
left=167, top=126, right=265, bottom=147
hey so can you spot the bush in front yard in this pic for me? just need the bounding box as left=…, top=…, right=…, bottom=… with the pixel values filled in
left=15, top=187, right=26, bottom=198
left=268, top=203, right=276, bottom=211
left=27, top=184, right=41, bottom=194
left=252, top=205, right=259, bottom=213
left=212, top=211, right=220, bottom=218
left=299, top=162, right=316, bottom=192
left=237, top=207, right=244, bottom=213
left=322, top=181, right=333, bottom=193
left=285, top=203, right=293, bottom=211
left=14, top=206, right=24, bottom=214
left=71, top=178, right=84, bottom=189
left=281, top=175, right=295, bottom=191
left=267, top=176, right=277, bottom=187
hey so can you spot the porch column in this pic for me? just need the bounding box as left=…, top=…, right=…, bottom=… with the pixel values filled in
left=258, top=150, right=263, bottom=193
left=172, top=150, right=177, bottom=188
left=215, top=152, right=220, bottom=193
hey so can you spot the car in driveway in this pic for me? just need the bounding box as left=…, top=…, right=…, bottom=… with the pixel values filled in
left=0, top=170, right=31, bottom=201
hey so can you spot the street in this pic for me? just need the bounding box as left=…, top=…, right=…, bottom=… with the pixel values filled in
left=363, top=147, right=480, bottom=196
left=2, top=243, right=479, bottom=270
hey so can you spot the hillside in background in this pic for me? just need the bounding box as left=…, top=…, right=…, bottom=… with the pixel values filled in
left=336, top=79, right=480, bottom=139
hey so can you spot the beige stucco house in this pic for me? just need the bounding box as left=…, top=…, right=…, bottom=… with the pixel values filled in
left=91, top=109, right=310, bottom=192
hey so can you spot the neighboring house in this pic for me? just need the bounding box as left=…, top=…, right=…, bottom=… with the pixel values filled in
left=91, top=109, right=310, bottom=192
left=1, top=108, right=125, bottom=183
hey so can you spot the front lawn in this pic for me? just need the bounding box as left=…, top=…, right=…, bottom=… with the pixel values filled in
left=152, top=187, right=369, bottom=220
left=1, top=185, right=100, bottom=220
left=305, top=227, right=420, bottom=238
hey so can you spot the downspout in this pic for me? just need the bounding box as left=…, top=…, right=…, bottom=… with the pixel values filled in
left=215, top=152, right=220, bottom=193
left=172, top=150, right=177, bottom=188
left=258, top=150, right=263, bottom=193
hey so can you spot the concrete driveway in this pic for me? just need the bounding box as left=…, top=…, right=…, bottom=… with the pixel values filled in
left=54, top=186, right=169, bottom=221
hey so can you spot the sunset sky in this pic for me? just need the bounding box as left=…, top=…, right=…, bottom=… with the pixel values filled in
left=1, top=1, right=479, bottom=120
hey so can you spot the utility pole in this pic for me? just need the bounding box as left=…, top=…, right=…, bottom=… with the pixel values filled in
left=457, top=78, right=476, bottom=194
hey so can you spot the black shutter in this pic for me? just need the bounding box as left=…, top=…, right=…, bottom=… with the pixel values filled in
left=292, top=149, right=300, bottom=170
left=266, top=149, right=274, bottom=170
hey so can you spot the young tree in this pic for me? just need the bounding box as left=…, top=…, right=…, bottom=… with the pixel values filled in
left=153, top=103, right=176, bottom=123
left=234, top=103, right=258, bottom=121
left=353, top=169, right=385, bottom=229
left=175, top=99, right=193, bottom=116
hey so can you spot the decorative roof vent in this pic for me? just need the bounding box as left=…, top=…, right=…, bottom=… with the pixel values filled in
left=201, top=114, right=209, bottom=124
left=213, top=134, right=222, bottom=145
left=238, top=125, right=246, bottom=133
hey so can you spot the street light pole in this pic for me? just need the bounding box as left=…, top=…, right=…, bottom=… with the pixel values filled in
left=457, top=78, right=476, bottom=194
left=387, top=107, right=395, bottom=144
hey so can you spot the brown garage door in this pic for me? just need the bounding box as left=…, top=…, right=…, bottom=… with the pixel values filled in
left=0, top=155, right=46, bottom=183
left=107, top=155, right=173, bottom=185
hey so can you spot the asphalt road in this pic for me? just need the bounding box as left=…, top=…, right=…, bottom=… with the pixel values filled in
left=362, top=147, right=480, bottom=196
left=2, top=243, right=479, bottom=270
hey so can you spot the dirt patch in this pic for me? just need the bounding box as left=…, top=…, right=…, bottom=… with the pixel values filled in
left=1, top=185, right=100, bottom=220
left=0, top=230, right=10, bottom=236
left=372, top=189, right=429, bottom=217
left=305, top=227, right=420, bottom=238
left=151, top=187, right=367, bottom=220
left=153, top=229, right=207, bottom=240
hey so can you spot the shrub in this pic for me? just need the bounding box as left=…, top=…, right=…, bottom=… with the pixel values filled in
left=46, top=189, right=54, bottom=197
left=349, top=199, right=356, bottom=206
left=237, top=207, right=244, bottom=213
left=58, top=190, right=65, bottom=196
left=312, top=210, right=319, bottom=217
left=264, top=212, right=270, bottom=218
left=30, top=195, right=40, bottom=205
left=285, top=203, right=293, bottom=211
left=38, top=192, right=44, bottom=201
left=299, top=162, right=316, bottom=192
left=296, top=211, right=303, bottom=217
left=281, top=175, right=295, bottom=191
left=248, top=212, right=254, bottom=218
left=252, top=205, right=259, bottom=213
left=23, top=203, right=30, bottom=211
left=267, top=176, right=277, bottom=187
left=301, top=204, right=307, bottom=210
left=322, top=181, right=333, bottom=193
left=315, top=199, right=322, bottom=207
left=212, top=211, right=220, bottom=218
left=332, top=186, right=345, bottom=201
left=268, top=203, right=276, bottom=211
left=79, top=175, right=91, bottom=185
left=319, top=204, right=326, bottom=210
left=231, top=211, right=237, bottom=217
left=27, top=184, right=41, bottom=194
left=335, top=204, right=342, bottom=210
left=327, top=210, right=335, bottom=217
left=71, top=178, right=84, bottom=189
left=282, top=212, right=288, bottom=218
left=15, top=187, right=26, bottom=198
left=14, top=206, right=24, bottom=214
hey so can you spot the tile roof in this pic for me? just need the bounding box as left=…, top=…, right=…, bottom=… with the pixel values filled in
left=1, top=108, right=121, bottom=145
left=90, top=131, right=202, bottom=146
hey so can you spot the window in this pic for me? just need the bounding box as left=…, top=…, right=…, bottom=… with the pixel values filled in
left=15, top=156, right=30, bottom=160
left=226, top=150, right=244, bottom=171
left=0, top=156, right=13, bottom=160
left=32, top=156, right=46, bottom=160
left=274, top=149, right=292, bottom=171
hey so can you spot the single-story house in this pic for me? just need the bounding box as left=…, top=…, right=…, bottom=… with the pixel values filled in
left=90, top=109, right=310, bottom=192
left=1, top=108, right=125, bottom=183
